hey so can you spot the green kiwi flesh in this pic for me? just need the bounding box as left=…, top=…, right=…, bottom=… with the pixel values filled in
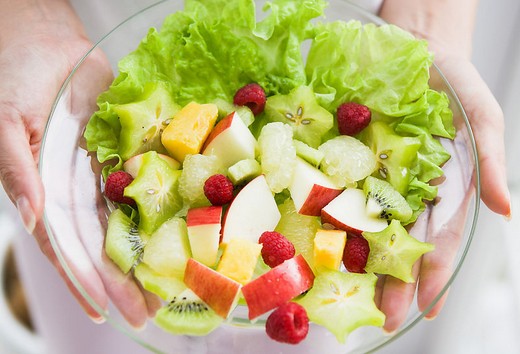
left=154, top=288, right=223, bottom=336
left=363, top=176, right=413, bottom=223
left=264, top=85, right=333, bottom=148
left=114, top=83, right=180, bottom=160
left=359, top=121, right=421, bottom=195
left=124, top=151, right=183, bottom=234
left=363, top=219, right=435, bottom=283
left=105, top=209, right=144, bottom=274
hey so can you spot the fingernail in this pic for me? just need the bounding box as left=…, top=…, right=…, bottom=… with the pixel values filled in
left=382, top=328, right=397, bottom=336
left=89, top=314, right=106, bottom=324
left=424, top=314, right=437, bottom=321
left=16, top=196, right=36, bottom=234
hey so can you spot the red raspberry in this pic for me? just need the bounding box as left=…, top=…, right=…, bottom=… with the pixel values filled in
left=342, top=235, right=370, bottom=273
left=336, top=102, right=371, bottom=136
left=265, top=302, right=309, bottom=344
left=203, top=174, right=234, bottom=205
left=104, top=171, right=135, bottom=206
left=233, top=83, right=266, bottom=116
left=259, top=231, right=295, bottom=268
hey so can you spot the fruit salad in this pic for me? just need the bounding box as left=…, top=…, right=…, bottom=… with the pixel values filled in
left=84, top=0, right=456, bottom=345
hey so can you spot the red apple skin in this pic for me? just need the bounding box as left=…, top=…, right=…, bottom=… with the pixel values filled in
left=242, top=254, right=315, bottom=320
left=298, top=185, right=342, bottom=216
left=320, top=210, right=365, bottom=236
left=186, top=205, right=223, bottom=226
left=202, top=112, right=234, bottom=151
left=184, top=258, right=241, bottom=318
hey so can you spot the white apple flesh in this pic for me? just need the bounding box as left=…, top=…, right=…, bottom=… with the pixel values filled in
left=123, top=152, right=180, bottom=178
left=242, top=254, right=315, bottom=320
left=186, top=206, right=223, bottom=267
left=289, top=157, right=343, bottom=216
left=184, top=258, right=241, bottom=318
left=221, top=175, right=281, bottom=244
left=321, top=188, right=388, bottom=236
left=202, top=111, right=257, bottom=168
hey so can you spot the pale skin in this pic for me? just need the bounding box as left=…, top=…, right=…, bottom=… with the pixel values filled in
left=0, top=0, right=511, bottom=336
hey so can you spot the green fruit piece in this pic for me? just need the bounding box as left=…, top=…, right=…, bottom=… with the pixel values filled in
left=134, top=263, right=186, bottom=301
left=275, top=198, right=321, bottom=268
left=105, top=209, right=145, bottom=274
left=227, top=158, right=262, bottom=185
left=359, top=121, right=421, bottom=195
left=264, top=85, right=333, bottom=148
left=114, top=83, right=180, bottom=160
left=257, top=122, right=297, bottom=193
left=154, top=288, right=223, bottom=336
left=142, top=217, right=191, bottom=278
left=124, top=151, right=182, bottom=234
left=363, top=176, right=413, bottom=223
left=318, top=135, right=377, bottom=188
left=296, top=269, right=385, bottom=343
left=293, top=139, right=324, bottom=168
left=363, top=219, right=435, bottom=283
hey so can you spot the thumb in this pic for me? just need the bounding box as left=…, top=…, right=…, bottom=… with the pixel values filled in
left=0, top=107, right=45, bottom=234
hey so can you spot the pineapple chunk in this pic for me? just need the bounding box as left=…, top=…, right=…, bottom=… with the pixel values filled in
left=161, top=102, right=218, bottom=162
left=313, top=229, right=347, bottom=270
left=217, top=239, right=262, bottom=284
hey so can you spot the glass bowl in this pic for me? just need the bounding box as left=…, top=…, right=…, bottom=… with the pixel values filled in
left=39, top=1, right=480, bottom=353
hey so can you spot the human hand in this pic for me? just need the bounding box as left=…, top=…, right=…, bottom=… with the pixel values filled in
left=0, top=3, right=159, bottom=328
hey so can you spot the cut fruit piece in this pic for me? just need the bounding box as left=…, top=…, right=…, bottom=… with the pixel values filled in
left=257, top=122, right=297, bottom=193
left=124, top=151, right=182, bottom=234
left=221, top=175, right=281, bottom=244
left=359, top=121, right=422, bottom=195
left=227, top=158, right=262, bottom=185
left=362, top=219, right=435, bottom=283
left=288, top=157, right=342, bottom=216
left=293, top=139, right=324, bottom=168
left=202, top=111, right=257, bottom=168
left=318, top=135, right=377, bottom=188
left=154, top=288, right=223, bottom=336
left=186, top=206, right=223, bottom=267
left=295, top=269, right=385, bottom=344
left=313, top=229, right=347, bottom=271
left=217, top=238, right=262, bottom=284
left=184, top=258, right=242, bottom=318
left=123, top=153, right=180, bottom=179
left=275, top=198, right=321, bottom=268
left=134, top=263, right=186, bottom=301
left=242, top=255, right=315, bottom=320
left=264, top=85, right=333, bottom=148
left=105, top=209, right=145, bottom=274
left=114, top=83, right=180, bottom=160
left=321, top=188, right=388, bottom=236
left=142, top=217, right=191, bottom=278
left=161, top=102, right=218, bottom=163
left=363, top=176, right=413, bottom=222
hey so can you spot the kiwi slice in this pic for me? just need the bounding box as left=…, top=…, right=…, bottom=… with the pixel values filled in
left=124, top=151, right=183, bottom=234
left=114, top=83, right=180, bottom=160
left=264, top=85, right=333, bottom=148
left=105, top=209, right=145, bottom=274
left=363, top=219, right=435, bottom=283
left=154, top=288, right=223, bottom=336
left=363, top=176, right=413, bottom=223
left=359, top=121, right=421, bottom=195
left=134, top=263, right=186, bottom=301
left=295, top=269, right=385, bottom=344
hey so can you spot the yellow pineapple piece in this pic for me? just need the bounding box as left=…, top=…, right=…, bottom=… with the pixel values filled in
left=313, top=229, right=347, bottom=270
left=217, top=239, right=262, bottom=284
left=161, top=102, right=218, bottom=162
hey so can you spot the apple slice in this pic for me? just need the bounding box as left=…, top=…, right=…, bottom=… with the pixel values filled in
left=221, top=175, right=281, bottom=244
left=202, top=111, right=257, bottom=168
left=321, top=188, right=388, bottom=236
left=289, top=157, right=343, bottom=216
left=184, top=258, right=241, bottom=318
left=123, top=152, right=180, bottom=178
left=186, top=206, right=223, bottom=267
left=241, top=254, right=314, bottom=320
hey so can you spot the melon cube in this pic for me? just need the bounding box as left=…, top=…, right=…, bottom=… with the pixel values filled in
left=313, top=229, right=347, bottom=270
